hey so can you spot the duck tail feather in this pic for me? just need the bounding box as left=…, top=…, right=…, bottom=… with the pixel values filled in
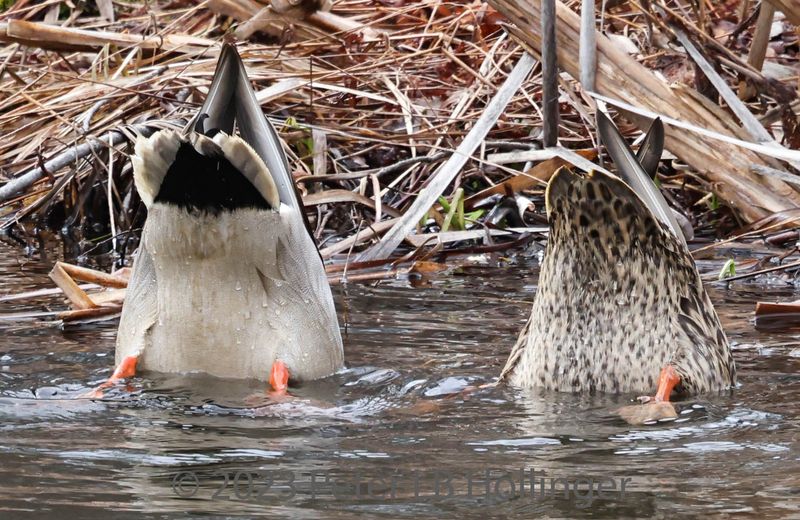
left=186, top=43, right=238, bottom=136
left=635, top=117, right=664, bottom=178
left=596, top=110, right=686, bottom=243
left=227, top=49, right=301, bottom=212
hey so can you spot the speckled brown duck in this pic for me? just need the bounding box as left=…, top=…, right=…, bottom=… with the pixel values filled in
left=499, top=112, right=736, bottom=423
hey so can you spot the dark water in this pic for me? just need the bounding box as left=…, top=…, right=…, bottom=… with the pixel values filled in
left=0, top=242, right=798, bottom=519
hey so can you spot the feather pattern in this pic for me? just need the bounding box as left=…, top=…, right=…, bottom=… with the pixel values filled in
left=116, top=240, right=158, bottom=363
left=116, top=44, right=343, bottom=382
left=131, top=129, right=181, bottom=208
left=501, top=168, right=734, bottom=394
left=596, top=111, right=685, bottom=243
left=121, top=202, right=342, bottom=381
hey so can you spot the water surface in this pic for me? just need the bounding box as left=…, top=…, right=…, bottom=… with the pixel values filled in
left=0, top=242, right=798, bottom=518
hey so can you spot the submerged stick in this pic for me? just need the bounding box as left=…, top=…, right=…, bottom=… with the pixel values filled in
left=755, top=300, right=800, bottom=317
left=0, top=284, right=99, bottom=303
left=58, top=305, right=122, bottom=322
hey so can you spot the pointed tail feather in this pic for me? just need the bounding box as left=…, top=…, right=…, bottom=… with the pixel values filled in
left=183, top=43, right=300, bottom=213
left=186, top=44, right=238, bottom=136
left=596, top=110, right=685, bottom=243
left=635, top=117, right=664, bottom=178
left=228, top=49, right=301, bottom=212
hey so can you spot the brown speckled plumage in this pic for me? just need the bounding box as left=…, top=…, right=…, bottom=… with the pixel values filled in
left=500, top=168, right=735, bottom=394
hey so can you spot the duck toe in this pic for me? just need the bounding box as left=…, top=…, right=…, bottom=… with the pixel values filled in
left=617, top=401, right=678, bottom=425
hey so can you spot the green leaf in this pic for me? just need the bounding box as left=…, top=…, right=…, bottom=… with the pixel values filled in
left=298, top=137, right=314, bottom=156
left=438, top=196, right=451, bottom=214
left=708, top=193, right=720, bottom=211
left=441, top=188, right=464, bottom=232
left=465, top=209, right=484, bottom=221
left=455, top=189, right=465, bottom=230
left=718, top=258, right=735, bottom=280
left=419, top=211, right=430, bottom=229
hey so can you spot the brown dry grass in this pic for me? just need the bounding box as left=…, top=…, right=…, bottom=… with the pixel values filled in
left=0, top=0, right=797, bottom=267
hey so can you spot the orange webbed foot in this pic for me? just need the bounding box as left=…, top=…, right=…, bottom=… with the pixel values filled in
left=244, top=360, right=293, bottom=408
left=80, top=355, right=138, bottom=399
left=617, top=366, right=680, bottom=425
left=243, top=361, right=292, bottom=407
left=269, top=360, right=290, bottom=396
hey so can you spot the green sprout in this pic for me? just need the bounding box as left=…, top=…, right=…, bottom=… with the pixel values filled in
left=718, top=259, right=735, bottom=280
left=708, top=193, right=720, bottom=211
left=441, top=188, right=464, bottom=232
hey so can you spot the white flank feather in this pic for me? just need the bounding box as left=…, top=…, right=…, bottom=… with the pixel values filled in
left=132, top=129, right=181, bottom=208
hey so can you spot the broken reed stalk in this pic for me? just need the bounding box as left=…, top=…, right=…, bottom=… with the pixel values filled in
left=48, top=262, right=130, bottom=311
left=463, top=151, right=596, bottom=209
left=320, top=220, right=396, bottom=259
left=327, top=269, right=406, bottom=285
left=764, top=0, right=800, bottom=25
left=0, top=20, right=215, bottom=53
left=489, top=0, right=800, bottom=223
left=358, top=53, right=537, bottom=261
left=579, top=0, right=596, bottom=91
left=49, top=263, right=98, bottom=310
left=56, top=262, right=129, bottom=288
left=738, top=2, right=776, bottom=100
left=541, top=0, right=559, bottom=146
left=0, top=124, right=161, bottom=203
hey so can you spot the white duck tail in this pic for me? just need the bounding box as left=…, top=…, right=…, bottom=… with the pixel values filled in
left=116, top=44, right=343, bottom=382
